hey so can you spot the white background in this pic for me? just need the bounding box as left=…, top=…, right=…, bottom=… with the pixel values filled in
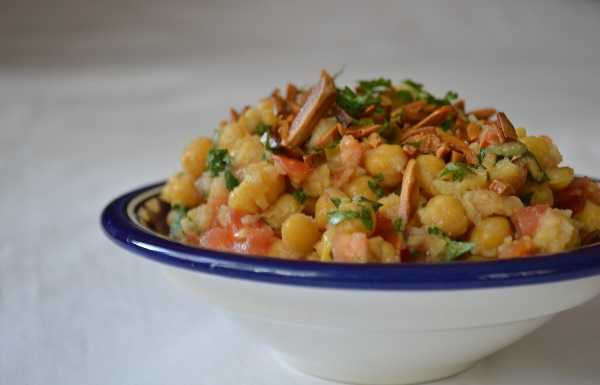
left=2, top=1, right=600, bottom=384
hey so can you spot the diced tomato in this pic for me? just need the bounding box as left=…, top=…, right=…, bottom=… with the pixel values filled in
left=186, top=233, right=200, bottom=246
left=498, top=237, right=536, bottom=259
left=374, top=213, right=405, bottom=254
left=512, top=205, right=550, bottom=238
left=233, top=224, right=276, bottom=256
left=272, top=155, right=314, bottom=184
left=479, top=125, right=502, bottom=148
left=200, top=227, right=234, bottom=251
left=555, top=177, right=600, bottom=214
left=332, top=232, right=369, bottom=263
left=340, top=135, right=365, bottom=165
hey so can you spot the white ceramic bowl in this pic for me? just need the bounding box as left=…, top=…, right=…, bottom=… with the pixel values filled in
left=102, top=182, right=600, bottom=385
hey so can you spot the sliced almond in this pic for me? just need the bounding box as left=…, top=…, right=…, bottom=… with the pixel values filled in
left=496, top=112, right=518, bottom=142
left=402, top=100, right=428, bottom=123
left=345, top=124, right=381, bottom=138
left=398, top=126, right=437, bottom=142
left=453, top=99, right=465, bottom=112
left=229, top=108, right=239, bottom=123
left=435, top=144, right=450, bottom=159
left=283, top=70, right=336, bottom=148
left=466, top=121, right=481, bottom=142
left=286, top=83, right=298, bottom=103
left=412, top=105, right=454, bottom=129
left=436, top=128, right=478, bottom=165
left=398, top=159, right=419, bottom=225
left=450, top=150, right=464, bottom=163
left=467, top=108, right=496, bottom=120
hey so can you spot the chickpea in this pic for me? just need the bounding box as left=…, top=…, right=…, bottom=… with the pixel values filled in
left=302, top=164, right=331, bottom=197
left=281, top=213, right=321, bottom=255
left=268, top=239, right=303, bottom=260
left=315, top=189, right=348, bottom=230
left=230, top=135, right=263, bottom=168
left=161, top=173, right=202, bottom=208
left=218, top=122, right=247, bottom=150
left=488, top=158, right=527, bottom=194
left=257, top=99, right=278, bottom=126
left=332, top=200, right=376, bottom=235
left=574, top=200, right=600, bottom=234
left=181, top=137, right=213, bottom=178
left=228, top=162, right=285, bottom=213
left=547, top=167, right=575, bottom=191
left=367, top=237, right=399, bottom=263
left=522, top=182, right=554, bottom=206
left=419, top=195, right=470, bottom=238
left=520, top=135, right=562, bottom=169
left=416, top=155, right=445, bottom=197
left=469, top=216, right=513, bottom=257
left=263, top=194, right=303, bottom=230
left=364, top=144, right=407, bottom=187
left=343, top=175, right=379, bottom=201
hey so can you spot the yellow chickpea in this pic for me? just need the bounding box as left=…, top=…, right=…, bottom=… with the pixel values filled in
left=218, top=122, right=248, bottom=150
left=415, top=154, right=446, bottom=197
left=488, top=158, right=527, bottom=194
left=161, top=173, right=203, bottom=208
left=263, top=194, right=303, bottom=230
left=520, top=135, right=562, bottom=169
left=332, top=201, right=376, bottom=235
left=343, top=175, right=379, bottom=201
left=547, top=167, right=575, bottom=191
left=469, top=216, right=513, bottom=258
left=367, top=237, right=399, bottom=263
left=522, top=182, right=554, bottom=206
left=281, top=213, right=321, bottom=255
left=181, top=137, right=213, bottom=178
left=574, top=200, right=600, bottom=234
left=268, top=239, right=303, bottom=260
left=364, top=144, right=408, bottom=187
left=228, top=162, right=285, bottom=213
left=315, top=189, right=348, bottom=230
left=230, top=135, right=263, bottom=169
left=419, top=195, right=470, bottom=238
left=302, top=164, right=331, bottom=197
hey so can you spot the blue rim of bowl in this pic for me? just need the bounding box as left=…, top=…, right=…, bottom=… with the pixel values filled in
left=101, top=181, right=600, bottom=290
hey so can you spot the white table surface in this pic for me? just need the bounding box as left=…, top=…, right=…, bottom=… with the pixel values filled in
left=2, top=1, right=600, bottom=384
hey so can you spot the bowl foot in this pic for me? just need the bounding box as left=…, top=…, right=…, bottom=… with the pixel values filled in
left=275, top=352, right=475, bottom=385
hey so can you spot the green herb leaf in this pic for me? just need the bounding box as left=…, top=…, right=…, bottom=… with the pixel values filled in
left=330, top=197, right=342, bottom=208
left=169, top=205, right=187, bottom=238
left=404, top=140, right=422, bottom=149
left=224, top=170, right=240, bottom=191
left=356, top=196, right=383, bottom=211
left=378, top=120, right=395, bottom=141
left=327, top=210, right=360, bottom=225
left=368, top=174, right=385, bottom=198
left=393, top=218, right=405, bottom=233
left=292, top=189, right=307, bottom=204
left=439, top=162, right=475, bottom=182
left=358, top=206, right=374, bottom=231
left=428, top=226, right=446, bottom=237
left=336, top=86, right=379, bottom=117
left=396, top=90, right=414, bottom=104
left=401, top=79, right=458, bottom=107
left=206, top=148, right=231, bottom=177
left=445, top=240, right=475, bottom=261
left=255, top=122, right=271, bottom=136
left=440, top=116, right=454, bottom=131
left=358, top=78, right=392, bottom=94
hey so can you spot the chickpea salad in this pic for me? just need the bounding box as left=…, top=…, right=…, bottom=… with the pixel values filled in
left=139, top=70, right=600, bottom=263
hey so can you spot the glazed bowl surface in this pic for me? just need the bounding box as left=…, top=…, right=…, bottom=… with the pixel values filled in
left=101, top=182, right=600, bottom=385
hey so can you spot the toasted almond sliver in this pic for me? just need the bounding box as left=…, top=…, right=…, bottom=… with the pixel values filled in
left=412, top=105, right=454, bottom=129
left=283, top=70, right=336, bottom=148
left=229, top=108, right=239, bottom=123
left=286, top=83, right=298, bottom=103
left=398, top=126, right=437, bottom=142
left=398, top=159, right=419, bottom=225
left=453, top=99, right=465, bottom=112
left=436, top=128, right=478, bottom=165
left=450, top=150, right=464, bottom=163
left=468, top=108, right=496, bottom=120
left=466, top=122, right=481, bottom=142
left=497, top=112, right=518, bottom=142
left=435, top=144, right=450, bottom=159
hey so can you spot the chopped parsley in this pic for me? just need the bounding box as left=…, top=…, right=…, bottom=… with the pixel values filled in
left=368, top=174, right=385, bottom=198
left=427, top=226, right=474, bottom=261
left=358, top=78, right=392, bottom=94
left=169, top=205, right=187, bottom=238
left=440, top=116, right=454, bottom=131
left=400, top=79, right=459, bottom=107
left=336, top=86, right=380, bottom=117
left=255, top=122, right=271, bottom=136
left=207, top=148, right=231, bottom=177
left=395, top=89, right=414, bottom=104
left=330, top=197, right=342, bottom=208
left=224, top=170, right=240, bottom=191
left=291, top=189, right=307, bottom=204
left=327, top=198, right=376, bottom=231
left=379, top=120, right=395, bottom=141
left=393, top=218, right=405, bottom=233
left=207, top=148, right=239, bottom=191
left=439, top=162, right=475, bottom=182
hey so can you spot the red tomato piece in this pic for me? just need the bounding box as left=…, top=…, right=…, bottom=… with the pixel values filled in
left=479, top=125, right=502, bottom=148
left=374, top=213, right=405, bottom=255
left=233, top=224, right=276, bottom=256
left=200, top=227, right=234, bottom=252
left=512, top=205, right=550, bottom=238
left=555, top=177, right=600, bottom=214
left=332, top=232, right=369, bottom=263
left=272, top=155, right=313, bottom=184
